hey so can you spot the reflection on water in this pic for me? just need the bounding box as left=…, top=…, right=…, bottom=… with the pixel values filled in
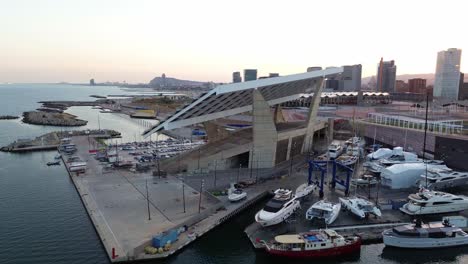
left=381, top=246, right=468, bottom=263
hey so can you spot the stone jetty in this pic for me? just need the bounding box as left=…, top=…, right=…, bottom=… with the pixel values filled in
left=22, top=111, right=88, bottom=126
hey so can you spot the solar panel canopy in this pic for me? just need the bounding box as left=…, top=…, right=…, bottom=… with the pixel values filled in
left=143, top=67, right=343, bottom=136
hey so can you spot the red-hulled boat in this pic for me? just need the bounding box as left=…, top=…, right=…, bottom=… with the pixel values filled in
left=262, top=229, right=361, bottom=259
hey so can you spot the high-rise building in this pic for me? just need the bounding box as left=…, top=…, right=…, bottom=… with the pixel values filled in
left=434, top=48, right=462, bottom=100
left=339, top=64, right=362, bottom=91
left=232, top=72, right=242, bottom=83
left=325, top=79, right=340, bottom=90
left=459, top=73, right=467, bottom=100
left=244, top=69, right=257, bottom=82
left=376, top=58, right=397, bottom=93
left=307, top=66, right=322, bottom=72
left=408, top=78, right=426, bottom=94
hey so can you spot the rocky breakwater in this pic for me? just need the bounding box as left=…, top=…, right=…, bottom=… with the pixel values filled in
left=0, top=115, right=19, bottom=120
left=23, top=111, right=88, bottom=126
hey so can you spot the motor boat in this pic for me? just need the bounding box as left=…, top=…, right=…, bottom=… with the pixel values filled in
left=418, top=168, right=468, bottom=191
left=351, top=174, right=378, bottom=186
left=305, top=200, right=341, bottom=225
left=367, top=147, right=418, bottom=173
left=46, top=161, right=60, bottom=166
left=336, top=155, right=358, bottom=166
left=314, top=154, right=328, bottom=166
left=261, top=229, right=361, bottom=259
left=365, top=147, right=392, bottom=161
left=255, top=189, right=300, bottom=227
left=339, top=197, right=382, bottom=219
left=383, top=219, right=468, bottom=249
left=295, top=183, right=316, bottom=199
left=345, top=137, right=365, bottom=157
left=400, top=189, right=468, bottom=215
left=227, top=183, right=247, bottom=202
left=54, top=153, right=62, bottom=160
left=328, top=141, right=343, bottom=159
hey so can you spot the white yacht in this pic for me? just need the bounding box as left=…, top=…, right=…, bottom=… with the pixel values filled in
left=383, top=219, right=468, bottom=249
left=227, top=183, right=247, bottom=202
left=418, top=168, right=468, bottom=190
left=345, top=137, right=365, bottom=157
left=368, top=147, right=418, bottom=173
left=328, top=141, right=343, bottom=159
left=294, top=183, right=316, bottom=199
left=400, top=189, right=468, bottom=215
left=305, top=200, right=341, bottom=225
left=365, top=147, right=392, bottom=161
left=339, top=197, right=382, bottom=219
left=255, top=189, right=300, bottom=227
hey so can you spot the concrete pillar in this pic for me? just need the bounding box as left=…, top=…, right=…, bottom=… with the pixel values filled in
left=252, top=89, right=278, bottom=168
left=285, top=137, right=292, bottom=160
left=302, top=78, right=325, bottom=153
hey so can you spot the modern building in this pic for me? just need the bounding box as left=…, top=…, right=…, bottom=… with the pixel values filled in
left=376, top=58, right=397, bottom=93
left=408, top=78, right=426, bottom=94
left=395, top=80, right=408, bottom=92
left=434, top=48, right=462, bottom=100
left=232, top=72, right=242, bottom=83
left=339, top=64, right=362, bottom=91
left=244, top=69, right=257, bottom=82
left=307, top=67, right=322, bottom=72
left=325, top=79, right=340, bottom=90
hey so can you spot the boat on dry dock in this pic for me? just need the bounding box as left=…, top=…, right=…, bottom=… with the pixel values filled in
left=294, top=183, right=316, bottom=199
left=400, top=189, right=468, bottom=215
left=418, top=168, right=468, bottom=190
left=339, top=197, right=381, bottom=219
left=261, top=229, right=361, bottom=259
left=227, top=183, right=247, bottom=202
left=255, top=189, right=300, bottom=227
left=305, top=200, right=341, bottom=225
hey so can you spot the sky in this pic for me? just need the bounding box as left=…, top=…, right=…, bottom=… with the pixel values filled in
left=0, top=0, right=467, bottom=83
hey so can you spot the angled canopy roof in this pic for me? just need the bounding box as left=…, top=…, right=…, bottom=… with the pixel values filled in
left=143, top=67, right=343, bottom=136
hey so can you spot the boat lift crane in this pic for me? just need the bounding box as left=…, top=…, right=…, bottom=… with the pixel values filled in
left=308, top=159, right=353, bottom=198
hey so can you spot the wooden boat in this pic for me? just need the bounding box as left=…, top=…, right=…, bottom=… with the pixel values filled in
left=262, top=229, right=361, bottom=259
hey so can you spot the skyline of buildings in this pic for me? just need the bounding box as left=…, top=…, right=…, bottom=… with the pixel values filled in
left=243, top=69, right=257, bottom=82
left=376, top=58, right=397, bottom=93
left=434, top=48, right=462, bottom=100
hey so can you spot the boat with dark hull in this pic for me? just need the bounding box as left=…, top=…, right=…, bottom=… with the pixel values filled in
left=383, top=219, right=468, bottom=249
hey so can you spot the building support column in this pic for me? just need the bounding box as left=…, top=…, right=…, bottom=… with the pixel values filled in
left=252, top=89, right=278, bottom=168
left=302, top=78, right=325, bottom=153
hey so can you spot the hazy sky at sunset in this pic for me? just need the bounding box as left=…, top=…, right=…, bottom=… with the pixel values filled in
left=1, top=0, right=466, bottom=83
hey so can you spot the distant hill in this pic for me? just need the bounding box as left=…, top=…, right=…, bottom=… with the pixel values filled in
left=149, top=75, right=206, bottom=88
left=362, top=73, right=468, bottom=86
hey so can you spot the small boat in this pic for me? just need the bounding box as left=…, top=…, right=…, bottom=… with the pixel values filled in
left=227, top=183, right=247, bottom=202
left=418, top=168, right=468, bottom=190
left=47, top=161, right=60, bottom=166
left=255, top=189, right=300, bottom=227
left=294, top=183, right=316, bottom=199
left=306, top=200, right=341, bottom=225
left=383, top=218, right=468, bottom=249
left=54, top=153, right=62, bottom=160
left=336, top=155, right=358, bottom=166
left=400, top=189, right=468, bottom=215
left=339, top=197, right=381, bottom=219
left=328, top=141, right=343, bottom=159
left=351, top=174, right=378, bottom=186
left=313, top=154, right=328, bottom=166
left=262, top=229, right=361, bottom=259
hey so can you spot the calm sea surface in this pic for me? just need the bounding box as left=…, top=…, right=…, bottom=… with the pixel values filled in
left=1, top=84, right=467, bottom=264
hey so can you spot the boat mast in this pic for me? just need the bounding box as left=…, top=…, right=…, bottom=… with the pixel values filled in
left=422, top=93, right=429, bottom=188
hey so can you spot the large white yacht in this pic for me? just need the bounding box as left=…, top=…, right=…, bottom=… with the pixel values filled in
left=383, top=219, right=468, bottom=249
left=255, top=189, right=300, bottom=227
left=400, top=189, right=468, bottom=215
left=305, top=200, right=341, bottom=225
left=368, top=147, right=444, bottom=173
left=418, top=168, right=468, bottom=191
left=339, top=197, right=382, bottom=219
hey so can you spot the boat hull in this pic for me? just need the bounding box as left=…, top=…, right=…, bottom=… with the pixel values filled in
left=255, top=201, right=300, bottom=227
left=265, top=239, right=361, bottom=259
left=383, top=232, right=468, bottom=249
